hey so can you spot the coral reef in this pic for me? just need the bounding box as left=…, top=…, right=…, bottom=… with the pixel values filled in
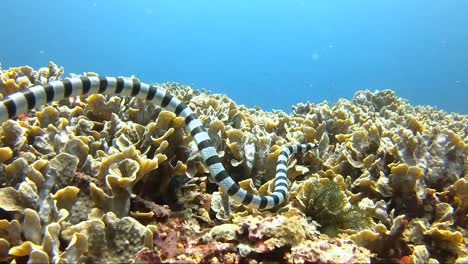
left=0, top=63, right=467, bottom=263
left=0, top=61, right=63, bottom=99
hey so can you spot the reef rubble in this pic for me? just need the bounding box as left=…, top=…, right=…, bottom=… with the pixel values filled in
left=0, top=62, right=466, bottom=263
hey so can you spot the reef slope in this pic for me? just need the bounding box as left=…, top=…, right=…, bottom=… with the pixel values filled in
left=0, top=62, right=466, bottom=263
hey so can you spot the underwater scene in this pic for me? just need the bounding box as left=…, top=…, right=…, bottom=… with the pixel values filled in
left=0, top=1, right=467, bottom=263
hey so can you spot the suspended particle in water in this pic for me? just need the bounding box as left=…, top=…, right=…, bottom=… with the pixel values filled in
left=311, top=52, right=320, bottom=61
left=145, top=8, right=153, bottom=15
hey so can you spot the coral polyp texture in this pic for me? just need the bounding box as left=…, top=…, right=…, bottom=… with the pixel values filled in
left=0, top=62, right=466, bottom=263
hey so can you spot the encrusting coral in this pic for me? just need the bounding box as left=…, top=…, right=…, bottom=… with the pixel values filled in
left=0, top=63, right=466, bottom=263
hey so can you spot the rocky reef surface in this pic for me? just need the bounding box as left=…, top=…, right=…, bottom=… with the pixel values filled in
left=0, top=62, right=466, bottom=263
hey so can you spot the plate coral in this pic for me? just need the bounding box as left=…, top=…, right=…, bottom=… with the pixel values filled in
left=0, top=62, right=466, bottom=263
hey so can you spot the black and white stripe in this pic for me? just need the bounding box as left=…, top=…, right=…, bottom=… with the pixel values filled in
left=0, top=77, right=317, bottom=209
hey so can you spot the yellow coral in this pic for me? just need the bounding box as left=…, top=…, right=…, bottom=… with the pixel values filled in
left=388, top=163, right=424, bottom=198
left=0, top=147, right=13, bottom=163
left=407, top=116, right=425, bottom=134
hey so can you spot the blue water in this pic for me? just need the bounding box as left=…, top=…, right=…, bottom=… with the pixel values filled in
left=1, top=0, right=467, bottom=114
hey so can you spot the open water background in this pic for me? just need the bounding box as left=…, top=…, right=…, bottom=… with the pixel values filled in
left=1, top=0, right=467, bottom=114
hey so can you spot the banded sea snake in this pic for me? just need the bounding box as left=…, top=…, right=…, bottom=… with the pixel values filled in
left=0, top=76, right=317, bottom=209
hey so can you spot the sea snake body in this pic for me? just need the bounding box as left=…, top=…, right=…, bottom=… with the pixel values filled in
left=0, top=76, right=317, bottom=209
